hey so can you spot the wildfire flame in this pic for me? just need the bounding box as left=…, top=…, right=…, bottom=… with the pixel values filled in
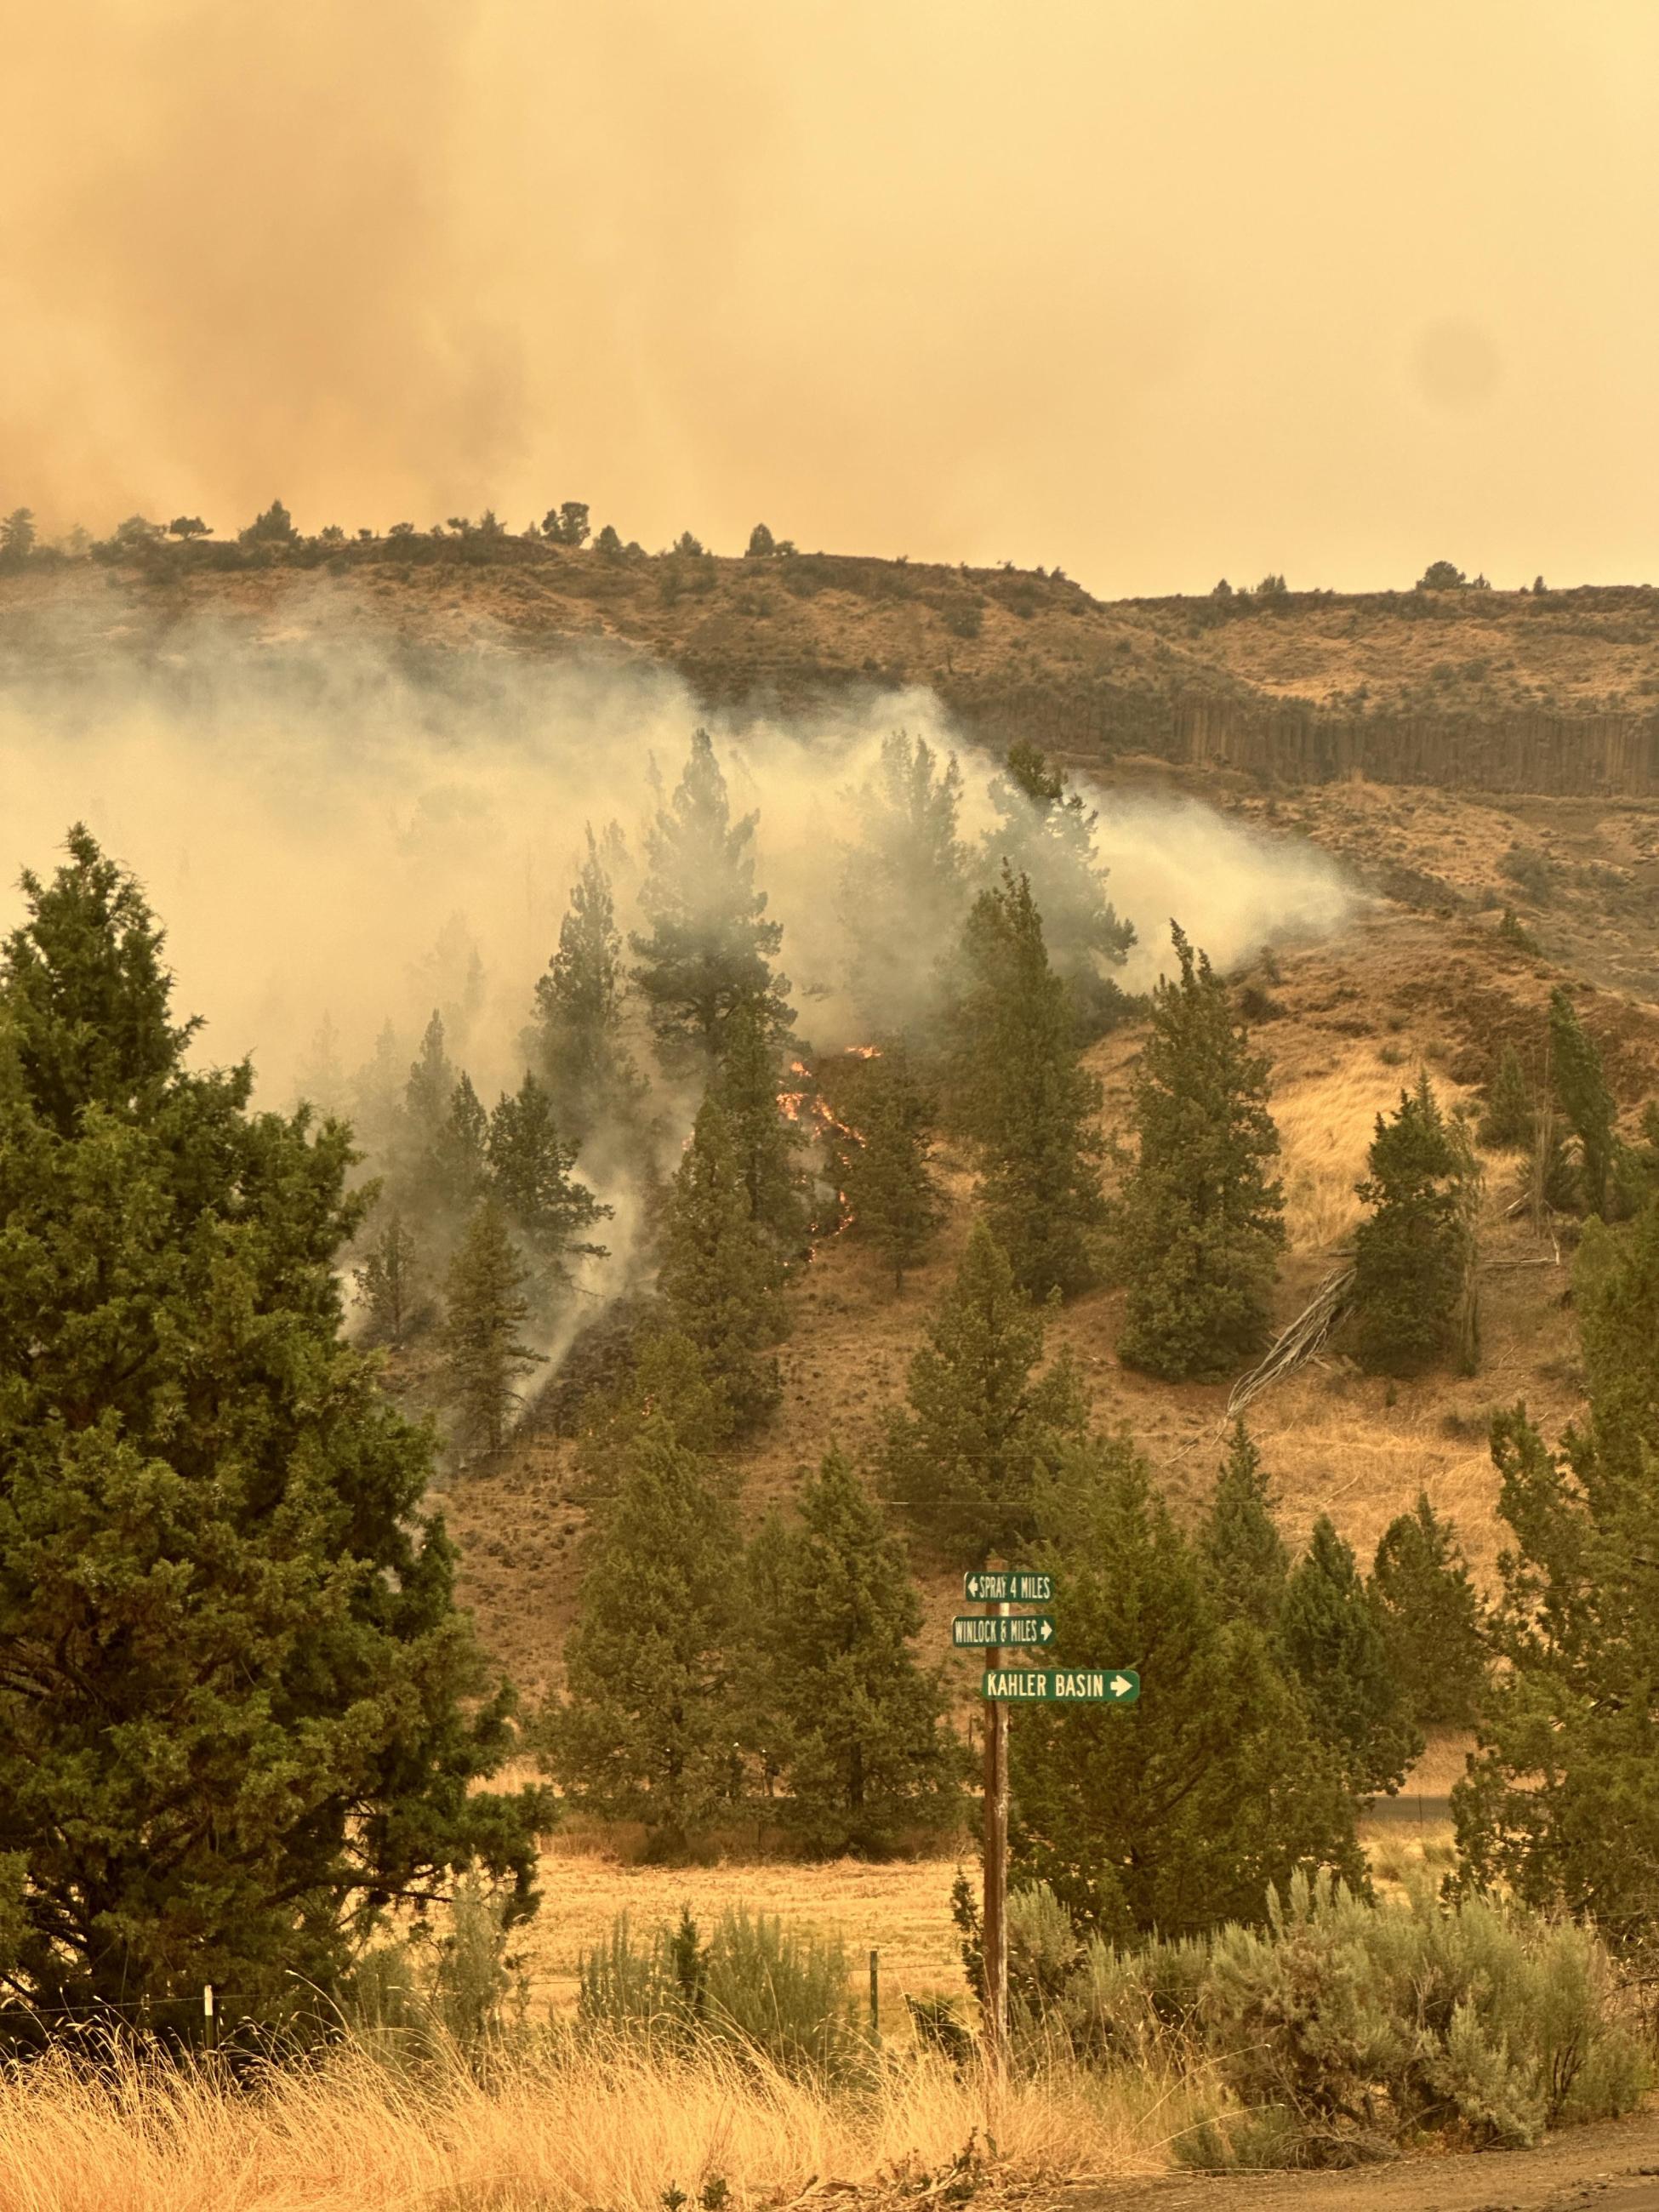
left=775, top=1048, right=880, bottom=1234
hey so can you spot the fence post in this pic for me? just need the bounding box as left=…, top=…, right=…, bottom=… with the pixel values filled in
left=202, top=1982, right=216, bottom=2055
left=869, top=1947, right=880, bottom=2042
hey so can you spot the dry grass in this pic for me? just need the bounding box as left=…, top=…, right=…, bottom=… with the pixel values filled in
left=0, top=2037, right=1190, bottom=2212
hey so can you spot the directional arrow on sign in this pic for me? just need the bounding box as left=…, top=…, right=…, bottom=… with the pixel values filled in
left=952, top=1613, right=1057, bottom=1648
left=963, top=1570, right=1053, bottom=1604
left=980, top=1668, right=1141, bottom=1704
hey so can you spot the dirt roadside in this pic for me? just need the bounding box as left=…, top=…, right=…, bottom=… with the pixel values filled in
left=1069, top=2107, right=1659, bottom=2212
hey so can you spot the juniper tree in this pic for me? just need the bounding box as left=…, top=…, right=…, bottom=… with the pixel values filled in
left=529, top=830, right=648, bottom=1149
left=1110, top=926, right=1285, bottom=1381
left=742, top=1449, right=959, bottom=1854
left=1010, top=1434, right=1364, bottom=1942
left=1453, top=1200, right=1659, bottom=1945
left=880, top=1220, right=1088, bottom=1560
left=839, top=732, right=969, bottom=1037
left=546, top=1415, right=740, bottom=1855
left=1280, top=1516, right=1422, bottom=1799
left=630, top=729, right=792, bottom=1068
left=832, top=1046, right=944, bottom=1289
left=955, top=865, right=1105, bottom=1297
left=1549, top=986, right=1619, bottom=1216
left=486, top=1070, right=610, bottom=1287
left=984, top=742, right=1134, bottom=1036
left=0, top=828, right=544, bottom=2013
left=440, top=1198, right=545, bottom=1458
left=1478, top=1044, right=1535, bottom=1151
left=1199, top=1419, right=1291, bottom=1635
left=710, top=991, right=808, bottom=1259
left=354, top=1212, right=424, bottom=1344
left=1352, top=1075, right=1478, bottom=1377
left=1370, top=1493, right=1488, bottom=1730
left=658, top=1098, right=787, bottom=1435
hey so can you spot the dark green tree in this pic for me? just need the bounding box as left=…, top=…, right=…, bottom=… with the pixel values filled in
left=546, top=1415, right=739, bottom=1855
left=955, top=865, right=1105, bottom=1297
left=839, top=732, right=969, bottom=1038
left=744, top=1449, right=960, bottom=1854
left=239, top=498, right=298, bottom=544
left=394, top=1009, right=456, bottom=1194
left=710, top=992, right=808, bottom=1259
left=486, top=1070, right=610, bottom=1286
left=1370, top=1493, right=1488, bottom=1730
left=0, top=828, right=544, bottom=2013
left=528, top=830, right=648, bottom=1150
left=542, top=500, right=591, bottom=546
left=1352, top=1075, right=1478, bottom=1377
left=439, top=1198, right=545, bottom=1458
left=354, top=1212, right=425, bottom=1344
left=1549, top=987, right=1619, bottom=1217
left=430, top=1071, right=490, bottom=1219
left=658, top=1098, right=787, bottom=1435
left=1199, top=1419, right=1290, bottom=1635
left=1010, top=1434, right=1364, bottom=1942
left=1110, top=926, right=1285, bottom=1380
left=1477, top=1044, right=1535, bottom=1151
left=831, top=1046, right=944, bottom=1289
left=1280, top=1516, right=1422, bottom=1799
left=983, top=742, right=1134, bottom=1035
left=0, top=510, right=37, bottom=568
left=880, top=1221, right=1088, bottom=1560
left=630, top=730, right=791, bottom=1068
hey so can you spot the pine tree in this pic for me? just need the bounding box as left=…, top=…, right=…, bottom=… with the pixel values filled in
left=1110, top=926, right=1285, bottom=1381
left=1549, top=986, right=1619, bottom=1216
left=1010, top=1434, right=1364, bottom=1942
left=529, top=829, right=648, bottom=1149
left=710, top=991, right=808, bottom=1258
left=630, top=729, right=792, bottom=1068
left=744, top=1449, right=960, bottom=1854
left=393, top=1008, right=456, bottom=1200
left=430, top=1071, right=490, bottom=1218
left=984, top=742, right=1134, bottom=1036
left=546, top=1414, right=740, bottom=1854
left=1477, top=1044, right=1535, bottom=1151
left=955, top=865, right=1105, bottom=1297
left=1370, top=1493, right=1488, bottom=1729
left=350, top=1019, right=407, bottom=1163
left=486, top=1070, right=610, bottom=1286
left=839, top=732, right=969, bottom=1038
left=833, top=1046, right=944, bottom=1288
left=1352, top=1075, right=1478, bottom=1377
left=658, top=1099, right=787, bottom=1435
left=440, top=1199, right=545, bottom=1457
left=881, top=1220, right=1088, bottom=1559
left=1199, top=1419, right=1290, bottom=1634
left=1280, top=1515, right=1422, bottom=1799
left=295, top=1012, right=346, bottom=1115
left=0, top=828, right=543, bottom=2011
left=354, top=1212, right=424, bottom=1343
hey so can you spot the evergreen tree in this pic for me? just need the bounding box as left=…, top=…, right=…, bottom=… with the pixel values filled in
left=1477, top=1044, right=1535, bottom=1151
left=1371, top=1493, right=1488, bottom=1730
left=1352, top=1075, right=1478, bottom=1377
left=744, top=1449, right=960, bottom=1854
left=529, top=829, right=648, bottom=1149
left=658, top=1099, right=787, bottom=1435
left=1280, top=1516, right=1422, bottom=1799
left=710, top=991, right=808, bottom=1258
left=350, top=1019, right=406, bottom=1163
left=354, top=1212, right=424, bottom=1344
left=1199, top=1419, right=1290, bottom=1634
left=881, top=1221, right=1088, bottom=1559
left=630, top=729, right=792, bottom=1067
left=1110, top=926, right=1285, bottom=1381
left=547, top=1415, right=740, bottom=1854
left=295, top=1012, right=346, bottom=1116
left=0, top=829, right=543, bottom=2012
left=839, top=732, right=969, bottom=1037
left=440, top=1199, right=545, bottom=1457
left=955, top=865, right=1105, bottom=1297
left=1010, top=1434, right=1364, bottom=1942
left=430, top=1071, right=490, bottom=1218
left=1549, top=987, right=1619, bottom=1216
left=984, top=742, right=1134, bottom=1036
left=832, top=1046, right=944, bottom=1288
left=486, top=1070, right=610, bottom=1284
left=394, top=1009, right=456, bottom=1196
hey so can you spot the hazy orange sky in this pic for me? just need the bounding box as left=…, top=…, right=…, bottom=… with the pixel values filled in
left=4, top=1, right=1656, bottom=595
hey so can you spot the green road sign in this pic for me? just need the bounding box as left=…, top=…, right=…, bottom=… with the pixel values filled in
left=981, top=1668, right=1140, bottom=1704
left=964, top=1569, right=1053, bottom=1604
left=953, top=1614, right=1057, bottom=1649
